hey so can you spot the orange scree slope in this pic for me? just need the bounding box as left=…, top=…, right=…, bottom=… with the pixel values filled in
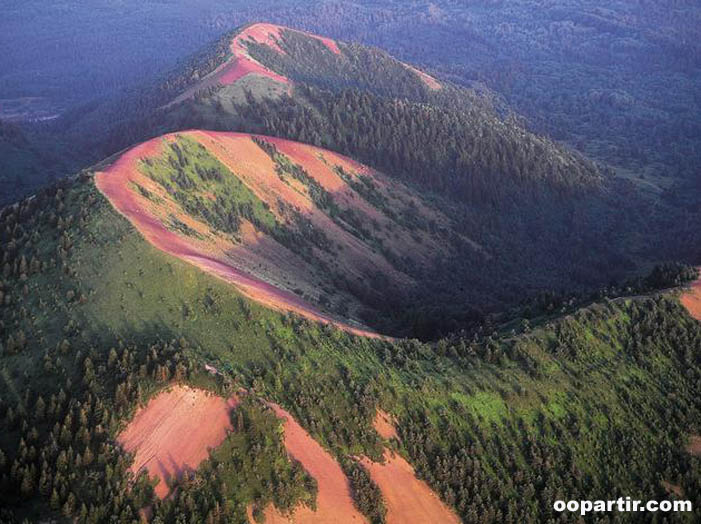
left=247, top=402, right=368, bottom=524
left=117, top=386, right=238, bottom=499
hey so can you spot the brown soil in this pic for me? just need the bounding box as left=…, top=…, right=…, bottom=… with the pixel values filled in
left=359, top=450, right=461, bottom=524
left=686, top=434, right=701, bottom=456
left=248, top=402, right=367, bottom=523
left=373, top=409, right=398, bottom=441
left=116, top=385, right=238, bottom=498
left=661, top=480, right=684, bottom=497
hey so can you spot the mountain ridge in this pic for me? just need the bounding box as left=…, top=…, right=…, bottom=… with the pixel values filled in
left=94, top=129, right=476, bottom=336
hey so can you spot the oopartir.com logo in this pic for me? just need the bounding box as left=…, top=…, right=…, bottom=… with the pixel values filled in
left=554, top=497, right=693, bottom=516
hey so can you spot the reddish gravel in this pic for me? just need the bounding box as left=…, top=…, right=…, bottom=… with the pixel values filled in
left=117, top=386, right=238, bottom=499
left=373, top=409, right=399, bottom=441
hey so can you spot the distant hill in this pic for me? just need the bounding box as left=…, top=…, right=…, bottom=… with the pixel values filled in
left=60, top=23, right=604, bottom=200
left=0, top=120, right=59, bottom=205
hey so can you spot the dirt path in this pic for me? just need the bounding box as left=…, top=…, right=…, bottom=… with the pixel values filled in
left=116, top=385, right=238, bottom=498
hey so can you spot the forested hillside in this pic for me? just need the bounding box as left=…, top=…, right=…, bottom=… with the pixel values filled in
left=0, top=173, right=699, bottom=522
left=1, top=5, right=700, bottom=523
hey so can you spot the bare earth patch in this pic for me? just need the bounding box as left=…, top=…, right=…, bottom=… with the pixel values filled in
left=248, top=402, right=367, bottom=523
left=117, top=385, right=238, bottom=498
left=373, top=409, right=398, bottom=441
left=687, top=434, right=701, bottom=456
left=363, top=412, right=459, bottom=523
left=661, top=480, right=684, bottom=497
left=681, top=275, right=701, bottom=321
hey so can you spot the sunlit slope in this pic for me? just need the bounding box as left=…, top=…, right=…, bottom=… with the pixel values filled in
left=95, top=131, right=465, bottom=333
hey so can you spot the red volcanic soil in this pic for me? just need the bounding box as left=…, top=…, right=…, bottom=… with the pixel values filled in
left=216, top=24, right=291, bottom=87
left=373, top=409, right=399, bottom=441
left=249, top=402, right=367, bottom=524
left=217, top=22, right=341, bottom=87
left=359, top=450, right=460, bottom=524
left=680, top=275, right=701, bottom=321
left=234, top=23, right=340, bottom=57
left=94, top=133, right=384, bottom=339
left=117, top=386, right=238, bottom=499
left=236, top=23, right=288, bottom=55
left=687, top=435, right=701, bottom=456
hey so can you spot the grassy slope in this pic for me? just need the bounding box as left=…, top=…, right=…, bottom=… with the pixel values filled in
left=1, top=176, right=700, bottom=521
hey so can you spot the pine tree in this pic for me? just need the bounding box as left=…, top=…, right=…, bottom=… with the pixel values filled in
left=20, top=467, right=34, bottom=496
left=34, top=395, right=46, bottom=420
left=62, top=492, right=76, bottom=517
left=50, top=488, right=61, bottom=510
